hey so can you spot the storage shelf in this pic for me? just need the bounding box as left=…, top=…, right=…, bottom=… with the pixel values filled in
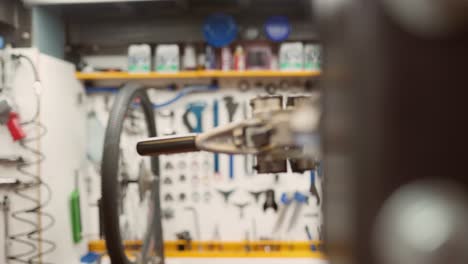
left=76, top=70, right=321, bottom=81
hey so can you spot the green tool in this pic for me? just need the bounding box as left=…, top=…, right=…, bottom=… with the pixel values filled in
left=70, top=171, right=82, bottom=243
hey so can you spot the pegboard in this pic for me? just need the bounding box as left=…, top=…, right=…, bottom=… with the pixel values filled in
left=84, top=79, right=323, bottom=243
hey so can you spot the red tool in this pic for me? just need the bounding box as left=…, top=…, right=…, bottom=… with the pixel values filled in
left=7, top=112, right=26, bottom=141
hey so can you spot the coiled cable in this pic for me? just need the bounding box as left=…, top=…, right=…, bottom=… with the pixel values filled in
left=7, top=54, right=56, bottom=264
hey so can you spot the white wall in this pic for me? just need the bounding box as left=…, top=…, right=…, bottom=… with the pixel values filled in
left=0, top=48, right=88, bottom=263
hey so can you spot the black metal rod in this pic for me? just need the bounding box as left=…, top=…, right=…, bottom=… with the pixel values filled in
left=137, top=135, right=199, bottom=156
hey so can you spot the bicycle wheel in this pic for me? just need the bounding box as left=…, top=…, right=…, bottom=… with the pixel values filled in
left=101, top=83, right=164, bottom=264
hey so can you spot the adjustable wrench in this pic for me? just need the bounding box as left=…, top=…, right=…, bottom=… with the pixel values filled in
left=223, top=96, right=239, bottom=180
left=272, top=192, right=294, bottom=238
left=309, top=170, right=321, bottom=205
left=184, top=207, right=201, bottom=250
left=287, top=192, right=309, bottom=232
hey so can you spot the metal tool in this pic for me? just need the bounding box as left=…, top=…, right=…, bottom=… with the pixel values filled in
left=238, top=80, right=250, bottom=92
left=183, top=102, right=207, bottom=133
left=317, top=224, right=323, bottom=241
left=287, top=192, right=309, bottom=232
left=213, top=100, right=220, bottom=176
left=136, top=95, right=320, bottom=175
left=317, top=162, right=323, bottom=178
left=234, top=203, right=250, bottom=219
left=184, top=207, right=201, bottom=250
left=175, top=231, right=192, bottom=251
left=242, top=101, right=255, bottom=176
left=244, top=231, right=251, bottom=252
left=272, top=192, right=294, bottom=236
left=223, top=96, right=239, bottom=180
left=164, top=161, right=174, bottom=170
left=228, top=155, right=235, bottom=180
left=217, top=189, right=236, bottom=204
left=305, top=226, right=317, bottom=251
left=251, top=218, right=257, bottom=241
left=274, top=174, right=280, bottom=184
left=0, top=178, right=20, bottom=189
left=179, top=174, right=187, bottom=182
left=304, top=213, right=320, bottom=218
left=305, top=225, right=313, bottom=240
left=309, top=170, right=320, bottom=205
left=164, top=193, right=174, bottom=202
left=263, top=189, right=278, bottom=212
left=162, top=208, right=175, bottom=220
left=0, top=156, right=23, bottom=166
left=249, top=191, right=264, bottom=203
left=158, top=110, right=176, bottom=135
left=265, top=83, right=278, bottom=95
left=163, top=177, right=173, bottom=185
left=212, top=224, right=220, bottom=239
left=1, top=196, right=10, bottom=264
left=124, top=107, right=146, bottom=135
left=137, top=160, right=154, bottom=202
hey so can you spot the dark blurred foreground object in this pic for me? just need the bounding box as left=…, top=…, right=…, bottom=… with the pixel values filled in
left=317, top=0, right=468, bottom=264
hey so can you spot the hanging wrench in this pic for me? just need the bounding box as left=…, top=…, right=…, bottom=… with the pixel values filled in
left=184, top=207, right=201, bottom=250
left=309, top=170, right=321, bottom=205
left=242, top=101, right=255, bottom=176
left=223, top=96, right=239, bottom=180
left=1, top=196, right=10, bottom=264
left=213, top=100, right=221, bottom=179
left=271, top=192, right=294, bottom=238
left=287, top=192, right=309, bottom=232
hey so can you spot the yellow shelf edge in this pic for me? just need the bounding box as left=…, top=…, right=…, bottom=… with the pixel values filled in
left=164, top=251, right=326, bottom=259
left=76, top=70, right=321, bottom=81
left=88, top=240, right=326, bottom=259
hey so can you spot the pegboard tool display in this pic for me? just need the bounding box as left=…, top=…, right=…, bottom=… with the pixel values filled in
left=84, top=77, right=323, bottom=262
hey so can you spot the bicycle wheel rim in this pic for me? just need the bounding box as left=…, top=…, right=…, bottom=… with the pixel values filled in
left=101, top=83, right=164, bottom=264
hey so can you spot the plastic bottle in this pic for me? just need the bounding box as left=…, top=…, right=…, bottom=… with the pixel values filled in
left=128, top=44, right=151, bottom=73
left=279, top=42, right=304, bottom=71
left=183, top=44, right=197, bottom=70
left=221, top=47, right=232, bottom=71
left=205, top=46, right=216, bottom=70
left=155, top=44, right=180, bottom=73
left=233, top=45, right=246, bottom=71
left=304, top=44, right=322, bottom=71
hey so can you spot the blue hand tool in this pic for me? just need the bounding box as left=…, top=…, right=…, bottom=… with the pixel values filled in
left=223, top=96, right=239, bottom=180
left=183, top=102, right=207, bottom=133
left=213, top=100, right=220, bottom=174
left=272, top=192, right=294, bottom=235
left=287, top=192, right=309, bottom=232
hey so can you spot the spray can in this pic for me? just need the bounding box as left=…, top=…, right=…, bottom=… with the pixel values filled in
left=221, top=47, right=232, bottom=71
left=233, top=45, right=246, bottom=71
left=205, top=46, right=217, bottom=70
